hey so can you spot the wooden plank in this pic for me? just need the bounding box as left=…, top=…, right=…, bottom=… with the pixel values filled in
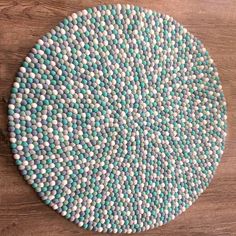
left=0, top=0, right=236, bottom=235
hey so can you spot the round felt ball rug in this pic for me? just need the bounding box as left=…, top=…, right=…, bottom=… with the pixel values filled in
left=8, top=4, right=227, bottom=234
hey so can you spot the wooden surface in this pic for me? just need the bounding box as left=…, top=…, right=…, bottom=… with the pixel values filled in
left=0, top=0, right=236, bottom=235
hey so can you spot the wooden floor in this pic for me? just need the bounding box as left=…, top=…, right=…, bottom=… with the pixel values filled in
left=0, top=0, right=236, bottom=235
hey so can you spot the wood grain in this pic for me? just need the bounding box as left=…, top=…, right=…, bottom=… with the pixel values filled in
left=0, top=0, right=236, bottom=235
